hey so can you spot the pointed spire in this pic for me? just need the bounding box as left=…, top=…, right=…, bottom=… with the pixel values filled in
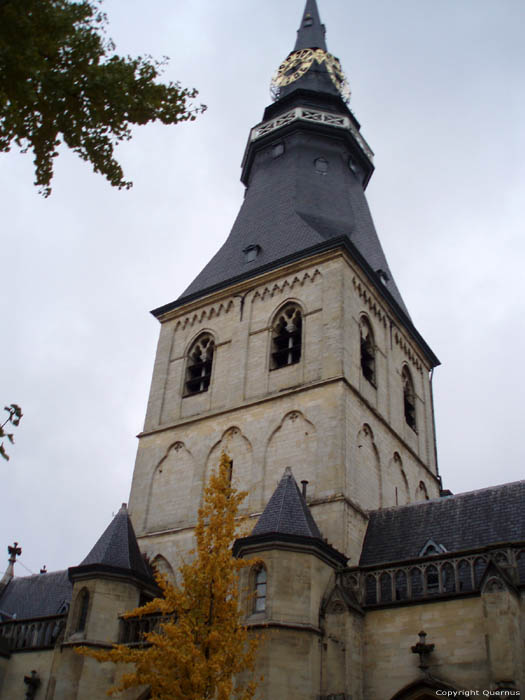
left=233, top=468, right=347, bottom=566
left=70, top=504, right=152, bottom=582
left=252, top=467, right=322, bottom=539
left=294, top=0, right=327, bottom=51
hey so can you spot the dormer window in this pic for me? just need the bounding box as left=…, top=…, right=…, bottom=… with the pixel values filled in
left=314, top=157, right=328, bottom=174
left=270, top=303, right=302, bottom=370
left=184, top=333, right=215, bottom=396
left=272, top=142, right=284, bottom=158
left=360, top=316, right=376, bottom=386
left=243, top=244, right=261, bottom=263
left=377, top=269, right=389, bottom=286
left=419, top=539, right=447, bottom=557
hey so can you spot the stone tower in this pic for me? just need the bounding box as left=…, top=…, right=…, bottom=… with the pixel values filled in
left=127, top=0, right=441, bottom=569
left=2, top=5, right=523, bottom=699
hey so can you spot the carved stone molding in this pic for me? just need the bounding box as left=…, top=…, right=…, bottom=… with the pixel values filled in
left=352, top=277, right=387, bottom=327
left=393, top=329, right=423, bottom=372
left=174, top=299, right=234, bottom=331
left=252, top=269, right=321, bottom=303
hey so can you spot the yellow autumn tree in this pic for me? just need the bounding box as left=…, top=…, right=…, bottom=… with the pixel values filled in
left=79, top=452, right=259, bottom=699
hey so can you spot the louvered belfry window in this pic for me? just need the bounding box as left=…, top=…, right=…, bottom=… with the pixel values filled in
left=402, top=365, right=417, bottom=431
left=360, top=316, right=376, bottom=385
left=185, top=333, right=215, bottom=395
left=271, top=304, right=302, bottom=370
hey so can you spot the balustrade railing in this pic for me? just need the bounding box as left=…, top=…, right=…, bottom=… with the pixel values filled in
left=0, top=614, right=66, bottom=652
left=343, top=545, right=525, bottom=608
left=119, top=613, right=172, bottom=646
left=250, top=107, right=374, bottom=161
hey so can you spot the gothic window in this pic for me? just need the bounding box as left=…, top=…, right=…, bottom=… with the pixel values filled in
left=395, top=570, right=408, bottom=601
left=402, top=365, right=416, bottom=431
left=254, top=566, right=267, bottom=612
left=184, top=333, right=215, bottom=396
left=360, top=316, right=376, bottom=385
left=417, top=481, right=429, bottom=502
left=365, top=575, right=377, bottom=605
left=76, top=588, right=89, bottom=633
left=426, top=565, right=439, bottom=594
left=270, top=303, right=302, bottom=370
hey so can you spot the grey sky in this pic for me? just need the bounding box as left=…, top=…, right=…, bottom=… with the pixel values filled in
left=1, top=0, right=524, bottom=577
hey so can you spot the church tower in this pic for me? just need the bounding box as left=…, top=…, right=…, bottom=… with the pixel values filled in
left=128, top=0, right=441, bottom=568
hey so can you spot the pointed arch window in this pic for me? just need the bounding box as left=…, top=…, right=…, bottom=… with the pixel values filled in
left=184, top=333, right=215, bottom=396
left=76, top=588, right=89, bottom=633
left=254, top=566, right=267, bottom=612
left=360, top=316, right=376, bottom=385
left=270, top=303, right=302, bottom=370
left=402, top=365, right=417, bottom=431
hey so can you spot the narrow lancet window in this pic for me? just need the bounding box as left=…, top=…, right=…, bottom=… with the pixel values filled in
left=254, top=567, right=267, bottom=612
left=270, top=304, right=302, bottom=370
left=185, top=333, right=215, bottom=396
left=76, top=589, right=89, bottom=633
left=402, top=365, right=417, bottom=431
left=360, top=316, right=376, bottom=385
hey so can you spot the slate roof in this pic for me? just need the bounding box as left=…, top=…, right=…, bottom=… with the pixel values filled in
left=235, top=468, right=347, bottom=566
left=179, top=140, right=410, bottom=306
left=252, top=467, right=323, bottom=538
left=360, top=481, right=525, bottom=566
left=294, top=0, right=327, bottom=52
left=74, top=503, right=152, bottom=581
left=0, top=570, right=72, bottom=620
left=151, top=0, right=440, bottom=370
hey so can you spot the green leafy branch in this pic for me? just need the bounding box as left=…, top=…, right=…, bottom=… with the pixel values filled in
left=0, top=404, right=23, bottom=460
left=0, top=0, right=206, bottom=196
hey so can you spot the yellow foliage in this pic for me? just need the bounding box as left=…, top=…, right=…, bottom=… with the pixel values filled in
left=78, top=452, right=260, bottom=699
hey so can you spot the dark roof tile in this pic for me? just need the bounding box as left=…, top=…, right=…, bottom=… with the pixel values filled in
left=253, top=467, right=322, bottom=539
left=0, top=570, right=72, bottom=620
left=360, top=480, right=525, bottom=566
left=77, top=504, right=151, bottom=580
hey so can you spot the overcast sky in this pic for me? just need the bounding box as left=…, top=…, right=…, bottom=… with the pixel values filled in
left=2, top=0, right=524, bottom=578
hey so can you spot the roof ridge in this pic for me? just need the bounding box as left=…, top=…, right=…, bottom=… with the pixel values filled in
left=8, top=569, right=68, bottom=582
left=369, top=479, right=525, bottom=515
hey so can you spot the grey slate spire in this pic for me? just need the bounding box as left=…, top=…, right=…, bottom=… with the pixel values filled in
left=153, top=3, right=438, bottom=368
left=70, top=503, right=152, bottom=582
left=274, top=0, right=340, bottom=101
left=294, top=0, right=327, bottom=51
left=252, top=467, right=322, bottom=539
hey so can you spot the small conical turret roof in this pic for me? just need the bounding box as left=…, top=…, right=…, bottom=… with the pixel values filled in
left=70, top=504, right=152, bottom=582
left=294, top=0, right=327, bottom=51
left=253, top=467, right=322, bottom=539
left=234, top=468, right=347, bottom=566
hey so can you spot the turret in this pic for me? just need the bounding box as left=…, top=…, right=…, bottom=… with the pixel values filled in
left=55, top=504, right=157, bottom=699
left=234, top=468, right=347, bottom=700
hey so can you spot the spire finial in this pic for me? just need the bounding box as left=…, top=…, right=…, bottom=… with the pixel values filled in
left=1, top=541, right=22, bottom=593
left=294, top=0, right=327, bottom=52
